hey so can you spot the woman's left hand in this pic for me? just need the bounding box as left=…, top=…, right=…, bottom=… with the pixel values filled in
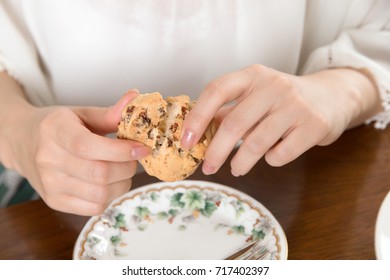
left=181, top=64, right=380, bottom=176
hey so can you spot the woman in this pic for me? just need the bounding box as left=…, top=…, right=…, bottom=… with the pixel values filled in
left=0, top=0, right=389, bottom=215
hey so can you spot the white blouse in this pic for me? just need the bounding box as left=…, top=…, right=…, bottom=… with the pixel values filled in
left=1, top=0, right=390, bottom=128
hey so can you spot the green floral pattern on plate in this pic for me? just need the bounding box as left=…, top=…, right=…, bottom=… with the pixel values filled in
left=76, top=182, right=286, bottom=260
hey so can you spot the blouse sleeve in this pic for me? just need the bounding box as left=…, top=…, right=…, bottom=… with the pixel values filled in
left=301, top=1, right=390, bottom=129
left=0, top=3, right=55, bottom=106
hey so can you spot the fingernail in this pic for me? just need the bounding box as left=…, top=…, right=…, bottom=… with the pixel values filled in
left=127, top=88, right=139, bottom=94
left=181, top=129, right=195, bottom=150
left=131, top=146, right=151, bottom=159
left=202, top=161, right=215, bottom=175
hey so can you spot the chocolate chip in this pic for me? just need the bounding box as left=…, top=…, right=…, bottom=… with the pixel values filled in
left=147, top=129, right=154, bottom=139
left=139, top=111, right=151, bottom=126
left=158, top=107, right=166, bottom=117
left=126, top=106, right=135, bottom=115
left=170, top=123, right=179, bottom=133
left=191, top=156, right=200, bottom=165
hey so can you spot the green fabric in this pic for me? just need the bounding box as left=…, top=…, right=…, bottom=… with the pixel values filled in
left=0, top=182, right=8, bottom=201
left=0, top=164, right=37, bottom=207
left=7, top=179, right=36, bottom=206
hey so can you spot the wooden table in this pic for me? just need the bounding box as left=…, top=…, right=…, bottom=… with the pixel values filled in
left=0, top=125, right=389, bottom=260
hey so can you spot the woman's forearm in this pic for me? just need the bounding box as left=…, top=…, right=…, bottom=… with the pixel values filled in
left=0, top=72, right=37, bottom=169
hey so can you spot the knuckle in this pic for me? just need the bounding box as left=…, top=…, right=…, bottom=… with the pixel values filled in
left=72, top=137, right=90, bottom=158
left=186, top=108, right=208, bottom=127
left=246, top=64, right=267, bottom=75
left=88, top=185, right=110, bottom=204
left=314, top=112, right=332, bottom=133
left=220, top=115, right=243, bottom=137
left=297, top=103, right=332, bottom=136
left=243, top=136, right=265, bottom=156
left=89, top=161, right=110, bottom=185
left=274, top=75, right=296, bottom=94
left=204, top=79, right=225, bottom=98
left=39, top=108, right=70, bottom=133
left=276, top=73, right=292, bottom=87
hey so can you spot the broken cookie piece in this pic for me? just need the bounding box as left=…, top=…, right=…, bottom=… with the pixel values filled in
left=117, top=92, right=216, bottom=182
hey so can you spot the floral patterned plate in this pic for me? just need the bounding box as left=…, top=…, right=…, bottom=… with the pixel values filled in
left=73, top=180, right=288, bottom=260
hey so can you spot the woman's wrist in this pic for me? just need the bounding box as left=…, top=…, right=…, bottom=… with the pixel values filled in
left=301, top=68, right=382, bottom=129
left=0, top=72, right=39, bottom=170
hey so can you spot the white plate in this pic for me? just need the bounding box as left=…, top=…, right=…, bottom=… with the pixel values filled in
left=73, top=180, right=288, bottom=260
left=375, top=191, right=390, bottom=259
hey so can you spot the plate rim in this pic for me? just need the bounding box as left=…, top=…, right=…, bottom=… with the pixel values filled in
left=375, top=191, right=390, bottom=260
left=73, top=180, right=288, bottom=260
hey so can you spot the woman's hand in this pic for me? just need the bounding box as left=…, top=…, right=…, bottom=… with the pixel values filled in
left=181, top=65, right=380, bottom=177
left=1, top=86, right=150, bottom=216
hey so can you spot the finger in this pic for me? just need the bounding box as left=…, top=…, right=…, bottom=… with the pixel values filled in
left=202, top=91, right=273, bottom=175
left=62, top=154, right=137, bottom=185
left=181, top=68, right=255, bottom=150
left=264, top=124, right=324, bottom=167
left=60, top=176, right=132, bottom=205
left=230, top=112, right=293, bottom=176
left=56, top=120, right=151, bottom=161
left=214, top=103, right=236, bottom=125
left=44, top=194, right=109, bottom=216
left=74, top=89, right=139, bottom=135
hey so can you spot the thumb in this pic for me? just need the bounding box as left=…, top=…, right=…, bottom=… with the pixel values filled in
left=74, top=89, right=139, bottom=135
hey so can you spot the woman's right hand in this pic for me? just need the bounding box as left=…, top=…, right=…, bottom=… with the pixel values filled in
left=1, top=89, right=150, bottom=216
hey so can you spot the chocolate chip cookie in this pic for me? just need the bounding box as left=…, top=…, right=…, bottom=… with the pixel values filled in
left=117, top=92, right=216, bottom=182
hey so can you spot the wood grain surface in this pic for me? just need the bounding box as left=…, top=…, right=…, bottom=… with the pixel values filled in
left=0, top=125, right=389, bottom=259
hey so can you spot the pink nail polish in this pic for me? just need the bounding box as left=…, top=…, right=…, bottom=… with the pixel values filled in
left=131, top=146, right=151, bottom=159
left=181, top=129, right=195, bottom=150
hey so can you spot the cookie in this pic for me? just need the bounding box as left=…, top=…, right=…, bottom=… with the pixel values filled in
left=117, top=92, right=216, bottom=182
